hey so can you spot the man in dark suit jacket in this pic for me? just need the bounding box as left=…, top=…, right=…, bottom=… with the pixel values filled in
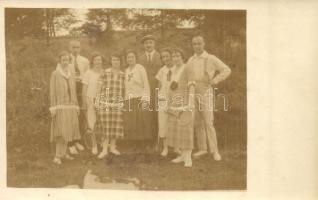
left=138, top=35, right=163, bottom=151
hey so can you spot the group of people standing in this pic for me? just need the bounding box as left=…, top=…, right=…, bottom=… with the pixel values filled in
left=49, top=34, right=231, bottom=168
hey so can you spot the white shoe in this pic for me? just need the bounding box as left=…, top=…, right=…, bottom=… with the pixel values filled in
left=193, top=150, right=207, bottom=157
left=213, top=152, right=222, bottom=161
left=171, top=156, right=184, bottom=163
left=92, top=146, right=98, bottom=155
left=53, top=157, right=62, bottom=165
left=97, top=149, right=108, bottom=159
left=160, top=147, right=168, bottom=157
left=75, top=142, right=85, bottom=151
left=110, top=148, right=121, bottom=155
left=69, top=146, right=79, bottom=155
left=184, top=159, right=192, bottom=168
left=63, top=154, right=74, bottom=160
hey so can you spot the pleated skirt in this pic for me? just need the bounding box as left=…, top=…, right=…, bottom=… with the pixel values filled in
left=50, top=108, right=81, bottom=142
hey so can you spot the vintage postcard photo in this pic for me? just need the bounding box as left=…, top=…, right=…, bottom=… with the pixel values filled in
left=5, top=7, right=246, bottom=190
left=2, top=1, right=318, bottom=200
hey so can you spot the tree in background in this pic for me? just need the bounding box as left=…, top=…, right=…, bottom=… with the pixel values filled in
left=5, top=8, right=77, bottom=44
left=44, top=8, right=78, bottom=44
left=201, top=10, right=245, bottom=59
left=77, top=9, right=203, bottom=47
left=132, top=9, right=201, bottom=39
left=73, top=8, right=245, bottom=60
left=5, top=8, right=46, bottom=40
left=79, top=9, right=128, bottom=46
left=132, top=9, right=245, bottom=50
left=44, top=9, right=78, bottom=37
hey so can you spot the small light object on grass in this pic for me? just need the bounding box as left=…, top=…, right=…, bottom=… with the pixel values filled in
left=30, top=87, right=41, bottom=90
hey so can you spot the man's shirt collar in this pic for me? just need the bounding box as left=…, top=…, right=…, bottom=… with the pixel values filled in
left=194, top=51, right=208, bottom=59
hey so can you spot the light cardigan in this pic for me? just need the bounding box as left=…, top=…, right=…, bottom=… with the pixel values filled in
left=49, top=64, right=79, bottom=112
left=125, top=63, right=150, bottom=100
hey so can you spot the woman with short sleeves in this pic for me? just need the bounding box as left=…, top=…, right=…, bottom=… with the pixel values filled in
left=81, top=52, right=103, bottom=155
left=94, top=53, right=125, bottom=158
left=166, top=48, right=196, bottom=168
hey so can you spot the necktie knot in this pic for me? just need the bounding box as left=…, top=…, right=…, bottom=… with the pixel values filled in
left=147, top=53, right=151, bottom=62
left=73, top=56, right=80, bottom=76
left=167, top=70, right=172, bottom=81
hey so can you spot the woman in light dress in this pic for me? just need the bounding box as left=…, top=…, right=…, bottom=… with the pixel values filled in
left=82, top=52, right=104, bottom=155
left=155, top=48, right=178, bottom=157
left=166, top=48, right=196, bottom=167
left=94, top=53, right=125, bottom=158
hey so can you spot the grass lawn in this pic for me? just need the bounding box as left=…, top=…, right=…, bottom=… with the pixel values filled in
left=7, top=110, right=246, bottom=190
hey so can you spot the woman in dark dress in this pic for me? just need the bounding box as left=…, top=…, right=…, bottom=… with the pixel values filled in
left=123, top=51, right=153, bottom=154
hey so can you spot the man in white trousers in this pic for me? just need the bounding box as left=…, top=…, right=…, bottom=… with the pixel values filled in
left=68, top=40, right=89, bottom=154
left=187, top=35, right=231, bottom=160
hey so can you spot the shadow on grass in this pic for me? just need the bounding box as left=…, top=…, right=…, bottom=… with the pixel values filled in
left=7, top=144, right=246, bottom=190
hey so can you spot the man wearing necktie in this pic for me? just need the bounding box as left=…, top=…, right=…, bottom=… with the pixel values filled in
left=68, top=40, right=89, bottom=154
left=138, top=35, right=163, bottom=153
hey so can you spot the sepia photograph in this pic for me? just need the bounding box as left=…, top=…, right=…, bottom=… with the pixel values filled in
left=5, top=7, right=246, bottom=190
